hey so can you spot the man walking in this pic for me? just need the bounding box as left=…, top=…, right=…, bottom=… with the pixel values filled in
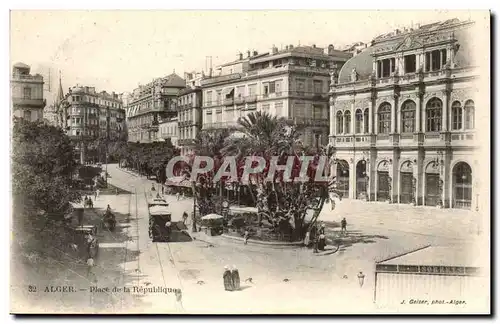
left=96, top=189, right=100, bottom=200
left=341, top=217, right=347, bottom=235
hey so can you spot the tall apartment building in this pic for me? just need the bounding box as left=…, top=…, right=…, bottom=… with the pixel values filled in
left=159, top=116, right=179, bottom=146
left=329, top=18, right=484, bottom=211
left=177, top=71, right=204, bottom=155
left=11, top=62, right=46, bottom=121
left=200, top=45, right=352, bottom=148
left=59, top=85, right=126, bottom=163
left=126, top=73, right=185, bottom=143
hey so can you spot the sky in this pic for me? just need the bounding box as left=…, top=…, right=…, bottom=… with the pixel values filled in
left=10, top=10, right=480, bottom=106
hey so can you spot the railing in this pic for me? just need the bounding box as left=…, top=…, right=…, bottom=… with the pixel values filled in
left=424, top=132, right=441, bottom=140
left=451, top=131, right=475, bottom=142
left=203, top=121, right=241, bottom=129
left=245, top=95, right=257, bottom=103
left=289, top=117, right=329, bottom=127
left=400, top=133, right=413, bottom=140
left=223, top=98, right=234, bottom=106
left=12, top=97, right=46, bottom=107
left=11, top=74, right=44, bottom=81
left=234, top=96, right=245, bottom=104
left=377, top=134, right=390, bottom=141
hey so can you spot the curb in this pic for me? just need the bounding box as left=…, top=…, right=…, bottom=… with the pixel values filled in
left=220, top=234, right=304, bottom=248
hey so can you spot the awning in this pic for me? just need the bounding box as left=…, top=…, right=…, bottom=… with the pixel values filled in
left=223, top=88, right=234, bottom=98
left=149, top=205, right=170, bottom=216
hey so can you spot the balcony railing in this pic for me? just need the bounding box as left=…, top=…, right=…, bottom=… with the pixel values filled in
left=223, top=98, right=234, bottom=106
left=288, top=117, right=329, bottom=127
left=451, top=131, right=475, bottom=142
left=245, top=95, right=257, bottom=103
left=12, top=97, right=46, bottom=107
left=203, top=121, right=241, bottom=129
left=234, top=96, right=245, bottom=104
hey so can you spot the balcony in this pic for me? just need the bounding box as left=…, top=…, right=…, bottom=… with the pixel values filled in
left=12, top=97, right=46, bottom=108
left=203, top=121, right=241, bottom=130
left=234, top=96, right=245, bottom=104
left=223, top=98, right=234, bottom=106
left=245, top=95, right=257, bottom=103
left=354, top=134, right=376, bottom=148
left=450, top=131, right=476, bottom=147
left=289, top=117, right=329, bottom=127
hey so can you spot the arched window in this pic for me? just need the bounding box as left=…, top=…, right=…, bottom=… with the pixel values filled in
left=426, top=98, right=442, bottom=132
left=344, top=111, right=351, bottom=134
left=363, top=109, right=369, bottom=133
left=355, top=109, right=363, bottom=134
left=336, top=111, right=343, bottom=134
left=451, top=101, right=463, bottom=130
left=401, top=100, right=416, bottom=133
left=464, top=100, right=475, bottom=129
left=378, top=103, right=391, bottom=134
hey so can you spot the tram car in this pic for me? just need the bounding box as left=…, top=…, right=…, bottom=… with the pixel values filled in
left=148, top=205, right=172, bottom=242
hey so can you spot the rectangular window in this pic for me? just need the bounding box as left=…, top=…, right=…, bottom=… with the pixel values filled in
left=295, top=103, right=306, bottom=118
left=431, top=50, right=441, bottom=71
left=275, top=80, right=282, bottom=96
left=248, top=84, right=256, bottom=96
left=313, top=105, right=322, bottom=119
left=275, top=102, right=283, bottom=116
left=313, top=80, right=323, bottom=94
left=262, top=104, right=270, bottom=114
left=216, top=90, right=222, bottom=104
left=236, top=86, right=245, bottom=98
left=296, top=79, right=305, bottom=95
left=216, top=111, right=222, bottom=122
left=263, top=84, right=269, bottom=97
left=23, top=87, right=31, bottom=99
left=23, top=110, right=32, bottom=120
left=269, top=81, right=276, bottom=94
left=404, top=55, right=416, bottom=73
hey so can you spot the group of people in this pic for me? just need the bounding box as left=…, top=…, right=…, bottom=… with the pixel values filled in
left=222, top=265, right=240, bottom=291
left=83, top=196, right=94, bottom=209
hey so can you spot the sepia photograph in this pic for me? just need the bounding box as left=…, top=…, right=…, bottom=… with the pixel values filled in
left=8, top=9, right=491, bottom=315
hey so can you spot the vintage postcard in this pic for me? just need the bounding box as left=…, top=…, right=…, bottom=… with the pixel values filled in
left=9, top=10, right=491, bottom=314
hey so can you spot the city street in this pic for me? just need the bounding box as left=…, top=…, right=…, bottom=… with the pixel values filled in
left=84, top=163, right=484, bottom=314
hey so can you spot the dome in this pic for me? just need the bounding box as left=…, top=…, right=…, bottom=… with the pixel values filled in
left=13, top=62, right=30, bottom=69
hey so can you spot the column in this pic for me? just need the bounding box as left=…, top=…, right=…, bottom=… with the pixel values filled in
left=390, top=97, right=396, bottom=133
left=442, top=90, right=449, bottom=131
left=330, top=102, right=335, bottom=135
left=350, top=161, right=356, bottom=199
left=351, top=102, right=355, bottom=134
left=415, top=93, right=422, bottom=132
left=369, top=101, right=374, bottom=134
left=373, top=61, right=377, bottom=78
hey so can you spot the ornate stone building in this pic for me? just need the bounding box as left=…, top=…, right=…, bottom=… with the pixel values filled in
left=201, top=45, right=352, bottom=148
left=11, top=63, right=46, bottom=121
left=329, top=18, right=484, bottom=210
left=126, top=73, right=185, bottom=143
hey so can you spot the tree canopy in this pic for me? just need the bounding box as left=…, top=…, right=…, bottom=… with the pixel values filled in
left=12, top=118, right=81, bottom=228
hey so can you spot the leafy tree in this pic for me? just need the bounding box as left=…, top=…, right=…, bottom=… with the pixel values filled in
left=184, top=112, right=341, bottom=241
left=12, top=118, right=81, bottom=230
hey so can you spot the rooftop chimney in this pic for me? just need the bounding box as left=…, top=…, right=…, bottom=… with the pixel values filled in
left=238, top=52, right=243, bottom=60
left=312, top=44, right=316, bottom=48
left=253, top=50, right=258, bottom=56
left=395, top=29, right=401, bottom=34
left=272, top=45, right=278, bottom=54
left=285, top=45, right=289, bottom=50
left=289, top=44, right=294, bottom=49
left=247, top=50, right=251, bottom=58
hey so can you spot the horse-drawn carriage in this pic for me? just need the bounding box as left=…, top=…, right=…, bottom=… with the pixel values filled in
left=101, top=209, right=116, bottom=231
left=68, top=225, right=99, bottom=259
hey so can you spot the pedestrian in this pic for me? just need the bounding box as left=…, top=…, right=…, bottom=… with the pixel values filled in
left=96, top=189, right=100, bottom=200
left=161, top=186, right=165, bottom=195
left=223, top=265, right=233, bottom=291
left=341, top=217, right=347, bottom=235
left=151, top=183, right=156, bottom=192
left=86, top=257, right=95, bottom=277
left=357, top=271, right=365, bottom=288
left=319, top=222, right=325, bottom=235
left=181, top=192, right=185, bottom=200
left=176, top=192, right=180, bottom=201
left=243, top=229, right=249, bottom=245
left=231, top=265, right=240, bottom=291
left=182, top=212, right=188, bottom=225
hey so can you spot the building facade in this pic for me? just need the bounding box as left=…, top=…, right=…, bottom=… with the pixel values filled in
left=178, top=72, right=204, bottom=155
left=126, top=73, right=185, bottom=143
left=201, top=45, right=352, bottom=148
left=60, top=85, right=126, bottom=162
left=329, top=19, right=483, bottom=210
left=11, top=62, right=46, bottom=121
left=158, top=117, right=179, bottom=147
